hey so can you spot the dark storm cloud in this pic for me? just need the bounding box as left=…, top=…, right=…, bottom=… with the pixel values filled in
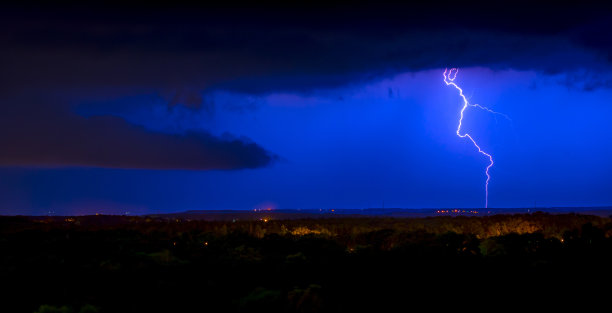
left=0, top=96, right=275, bottom=170
left=0, top=1, right=610, bottom=169
left=2, top=1, right=612, bottom=94
left=556, top=71, right=612, bottom=91
left=162, top=89, right=214, bottom=113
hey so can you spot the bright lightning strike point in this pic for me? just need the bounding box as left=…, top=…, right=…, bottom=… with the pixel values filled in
left=443, top=68, right=508, bottom=208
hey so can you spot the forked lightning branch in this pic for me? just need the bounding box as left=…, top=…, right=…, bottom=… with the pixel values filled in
left=443, top=68, right=510, bottom=208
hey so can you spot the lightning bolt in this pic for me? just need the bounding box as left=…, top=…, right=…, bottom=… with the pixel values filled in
left=443, top=68, right=509, bottom=208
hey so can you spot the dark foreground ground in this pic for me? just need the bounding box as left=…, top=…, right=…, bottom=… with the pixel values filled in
left=1, top=213, right=611, bottom=313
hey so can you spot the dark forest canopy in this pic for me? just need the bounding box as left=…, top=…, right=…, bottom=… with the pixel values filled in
left=1, top=214, right=611, bottom=312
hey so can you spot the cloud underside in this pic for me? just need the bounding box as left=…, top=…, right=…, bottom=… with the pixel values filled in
left=0, top=108, right=274, bottom=170
left=2, top=2, right=611, bottom=95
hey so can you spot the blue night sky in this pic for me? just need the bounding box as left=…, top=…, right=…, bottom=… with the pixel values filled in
left=1, top=2, right=611, bottom=215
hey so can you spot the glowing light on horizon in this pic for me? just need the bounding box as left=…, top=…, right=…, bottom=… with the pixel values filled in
left=443, top=68, right=509, bottom=208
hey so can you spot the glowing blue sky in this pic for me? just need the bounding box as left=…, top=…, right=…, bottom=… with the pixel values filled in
left=2, top=68, right=612, bottom=214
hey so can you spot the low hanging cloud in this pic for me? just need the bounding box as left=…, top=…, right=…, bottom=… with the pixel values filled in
left=0, top=98, right=275, bottom=170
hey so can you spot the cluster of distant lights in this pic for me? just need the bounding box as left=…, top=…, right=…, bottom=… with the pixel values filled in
left=253, top=208, right=274, bottom=212
left=436, top=209, right=480, bottom=214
